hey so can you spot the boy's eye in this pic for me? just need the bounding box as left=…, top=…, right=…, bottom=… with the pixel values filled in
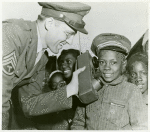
left=131, top=72, right=137, bottom=78
left=110, top=61, right=117, bottom=65
left=58, top=81, right=66, bottom=87
left=67, top=59, right=72, bottom=64
left=99, top=60, right=105, bottom=65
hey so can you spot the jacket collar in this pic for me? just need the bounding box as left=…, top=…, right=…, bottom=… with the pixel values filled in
left=99, top=75, right=125, bottom=86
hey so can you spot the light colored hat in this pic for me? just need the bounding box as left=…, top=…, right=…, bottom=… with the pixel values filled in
left=91, top=33, right=131, bottom=56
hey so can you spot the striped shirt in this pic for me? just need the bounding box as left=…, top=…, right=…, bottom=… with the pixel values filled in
left=71, top=75, right=148, bottom=130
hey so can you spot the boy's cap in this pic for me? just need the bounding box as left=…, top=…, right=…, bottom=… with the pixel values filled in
left=91, top=33, right=131, bottom=56
left=38, top=2, right=91, bottom=34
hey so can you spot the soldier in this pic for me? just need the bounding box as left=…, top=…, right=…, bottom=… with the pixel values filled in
left=2, top=2, right=91, bottom=129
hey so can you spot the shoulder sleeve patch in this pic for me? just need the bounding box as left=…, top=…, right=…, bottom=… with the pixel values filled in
left=3, top=51, right=17, bottom=76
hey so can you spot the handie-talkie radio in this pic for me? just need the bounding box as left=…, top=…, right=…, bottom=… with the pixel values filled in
left=77, top=33, right=102, bottom=104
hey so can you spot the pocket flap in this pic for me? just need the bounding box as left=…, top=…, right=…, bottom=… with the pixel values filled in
left=110, top=99, right=126, bottom=108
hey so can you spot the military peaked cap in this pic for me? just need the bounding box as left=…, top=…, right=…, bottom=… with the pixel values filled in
left=38, top=2, right=91, bottom=34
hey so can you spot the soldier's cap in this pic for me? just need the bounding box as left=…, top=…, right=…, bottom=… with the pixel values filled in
left=91, top=33, right=131, bottom=56
left=38, top=2, right=91, bottom=34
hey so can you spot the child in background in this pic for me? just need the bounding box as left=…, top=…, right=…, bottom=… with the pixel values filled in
left=57, top=49, right=83, bottom=127
left=58, top=49, right=80, bottom=84
left=71, top=33, right=147, bottom=130
left=127, top=53, right=148, bottom=105
left=34, top=49, right=81, bottom=130
left=48, top=70, right=66, bottom=91
left=48, top=49, right=82, bottom=130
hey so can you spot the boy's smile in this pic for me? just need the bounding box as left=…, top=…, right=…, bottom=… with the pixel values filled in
left=103, top=73, right=113, bottom=78
left=59, top=53, right=76, bottom=79
left=98, top=50, right=126, bottom=83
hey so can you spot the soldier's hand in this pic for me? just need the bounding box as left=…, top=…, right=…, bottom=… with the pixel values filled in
left=66, top=66, right=86, bottom=98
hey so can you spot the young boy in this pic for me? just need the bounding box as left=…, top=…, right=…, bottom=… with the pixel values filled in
left=71, top=33, right=147, bottom=130
left=127, top=53, right=148, bottom=106
left=58, top=49, right=80, bottom=84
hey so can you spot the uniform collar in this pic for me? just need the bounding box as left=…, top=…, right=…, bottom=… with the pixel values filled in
left=36, top=22, right=54, bottom=57
left=99, top=75, right=124, bottom=86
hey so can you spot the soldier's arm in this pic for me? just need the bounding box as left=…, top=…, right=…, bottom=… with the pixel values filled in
left=128, top=87, right=148, bottom=130
left=2, top=22, right=22, bottom=130
left=19, top=66, right=85, bottom=117
left=18, top=68, right=73, bottom=117
left=2, top=74, right=15, bottom=130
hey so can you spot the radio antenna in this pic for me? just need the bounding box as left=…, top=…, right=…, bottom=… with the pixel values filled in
left=78, top=32, right=82, bottom=55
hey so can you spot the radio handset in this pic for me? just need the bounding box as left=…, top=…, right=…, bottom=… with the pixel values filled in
left=77, top=50, right=102, bottom=104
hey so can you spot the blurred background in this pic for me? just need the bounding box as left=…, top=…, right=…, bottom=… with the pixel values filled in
left=2, top=2, right=148, bottom=56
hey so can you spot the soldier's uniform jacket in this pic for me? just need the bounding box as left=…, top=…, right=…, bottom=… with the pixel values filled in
left=2, top=19, right=72, bottom=129
left=71, top=75, right=148, bottom=130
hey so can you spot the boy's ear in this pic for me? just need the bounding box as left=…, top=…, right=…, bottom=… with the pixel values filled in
left=44, top=17, right=55, bottom=31
left=122, top=60, right=127, bottom=73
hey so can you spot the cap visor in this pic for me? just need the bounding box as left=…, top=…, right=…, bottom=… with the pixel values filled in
left=67, top=23, right=88, bottom=34
left=101, top=46, right=127, bottom=55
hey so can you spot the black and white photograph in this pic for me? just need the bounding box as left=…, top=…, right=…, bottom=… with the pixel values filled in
left=2, top=1, right=149, bottom=130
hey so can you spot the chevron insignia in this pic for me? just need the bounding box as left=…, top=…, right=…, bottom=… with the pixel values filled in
left=3, top=51, right=17, bottom=76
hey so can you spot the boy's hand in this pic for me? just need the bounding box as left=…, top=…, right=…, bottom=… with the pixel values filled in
left=66, top=66, right=86, bottom=98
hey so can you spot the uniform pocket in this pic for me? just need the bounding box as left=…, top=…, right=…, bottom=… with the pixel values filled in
left=107, top=99, right=126, bottom=126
